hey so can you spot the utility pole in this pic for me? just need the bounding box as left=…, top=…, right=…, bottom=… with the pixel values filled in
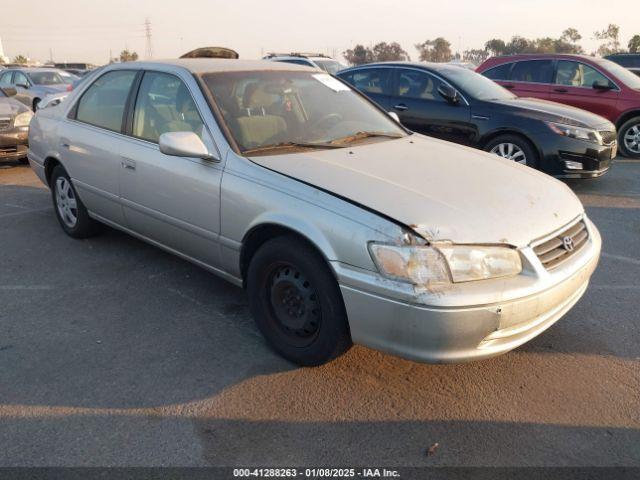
left=144, top=18, right=153, bottom=59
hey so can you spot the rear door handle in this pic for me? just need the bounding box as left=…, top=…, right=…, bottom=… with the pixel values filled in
left=554, top=88, right=568, bottom=93
left=121, top=157, right=136, bottom=171
left=393, top=103, right=408, bottom=111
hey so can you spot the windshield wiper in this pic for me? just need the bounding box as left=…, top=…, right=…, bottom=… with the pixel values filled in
left=243, top=141, right=344, bottom=155
left=328, top=131, right=404, bottom=145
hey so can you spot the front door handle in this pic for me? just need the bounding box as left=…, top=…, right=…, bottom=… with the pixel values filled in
left=121, top=157, right=136, bottom=171
left=393, top=103, right=408, bottom=111
left=554, top=88, right=568, bottom=93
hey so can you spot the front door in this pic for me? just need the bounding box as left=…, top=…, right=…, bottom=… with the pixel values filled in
left=392, top=68, right=474, bottom=145
left=119, top=71, right=223, bottom=268
left=547, top=60, right=620, bottom=121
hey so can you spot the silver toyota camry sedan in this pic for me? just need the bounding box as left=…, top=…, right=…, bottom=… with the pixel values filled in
left=27, top=59, right=601, bottom=366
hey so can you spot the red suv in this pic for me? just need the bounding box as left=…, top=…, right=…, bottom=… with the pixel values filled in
left=477, top=54, right=640, bottom=158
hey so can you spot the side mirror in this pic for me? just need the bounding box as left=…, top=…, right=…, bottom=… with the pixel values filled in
left=159, top=131, right=218, bottom=161
left=437, top=84, right=459, bottom=104
left=15, top=83, right=29, bottom=90
left=1, top=87, right=17, bottom=97
left=593, top=81, right=613, bottom=91
left=388, top=111, right=400, bottom=122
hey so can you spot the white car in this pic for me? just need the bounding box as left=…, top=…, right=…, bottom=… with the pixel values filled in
left=264, top=53, right=347, bottom=74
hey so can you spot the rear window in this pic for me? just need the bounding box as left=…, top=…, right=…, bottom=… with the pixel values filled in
left=481, top=63, right=512, bottom=81
left=510, top=60, right=554, bottom=83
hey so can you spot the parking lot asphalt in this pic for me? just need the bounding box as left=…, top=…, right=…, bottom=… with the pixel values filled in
left=0, top=159, right=638, bottom=467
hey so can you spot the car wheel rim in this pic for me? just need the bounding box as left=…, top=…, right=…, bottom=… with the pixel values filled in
left=490, top=142, right=527, bottom=164
left=268, top=264, right=321, bottom=347
left=55, top=177, right=78, bottom=228
left=623, top=124, right=640, bottom=154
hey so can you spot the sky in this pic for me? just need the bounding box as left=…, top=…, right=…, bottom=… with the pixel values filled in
left=0, top=0, right=637, bottom=64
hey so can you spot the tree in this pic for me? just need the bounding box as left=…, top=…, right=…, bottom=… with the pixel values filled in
left=594, top=24, right=622, bottom=56
left=415, top=37, right=452, bottom=63
left=13, top=55, right=28, bottom=64
left=504, top=36, right=533, bottom=54
left=119, top=49, right=139, bottom=62
left=485, top=39, right=506, bottom=56
left=371, top=42, right=410, bottom=62
left=561, top=28, right=582, bottom=45
left=343, top=44, right=373, bottom=66
left=463, top=49, right=489, bottom=65
left=628, top=35, right=640, bottom=53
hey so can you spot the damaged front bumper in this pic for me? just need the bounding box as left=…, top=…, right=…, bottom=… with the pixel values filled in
left=0, top=126, right=29, bottom=161
left=332, top=217, right=601, bottom=363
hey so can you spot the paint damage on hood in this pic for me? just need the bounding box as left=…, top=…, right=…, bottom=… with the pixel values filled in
left=249, top=135, right=584, bottom=248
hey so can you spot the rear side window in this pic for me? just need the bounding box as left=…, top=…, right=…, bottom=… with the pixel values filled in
left=482, top=63, right=512, bottom=81
left=511, top=60, right=554, bottom=83
left=0, top=71, right=12, bottom=86
left=75, top=70, right=137, bottom=132
left=132, top=72, right=205, bottom=143
left=349, top=68, right=393, bottom=95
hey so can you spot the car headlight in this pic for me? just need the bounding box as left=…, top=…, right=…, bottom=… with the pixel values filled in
left=13, top=111, right=33, bottom=128
left=546, top=121, right=602, bottom=144
left=368, top=242, right=522, bottom=287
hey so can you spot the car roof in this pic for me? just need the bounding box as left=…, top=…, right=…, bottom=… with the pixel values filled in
left=107, top=58, right=320, bottom=74
left=339, top=61, right=461, bottom=73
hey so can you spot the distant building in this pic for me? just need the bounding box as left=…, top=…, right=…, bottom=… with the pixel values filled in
left=0, top=36, right=9, bottom=63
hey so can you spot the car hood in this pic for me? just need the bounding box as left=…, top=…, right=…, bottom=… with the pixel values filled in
left=490, top=97, right=612, bottom=128
left=0, top=97, right=29, bottom=117
left=249, top=135, right=584, bottom=247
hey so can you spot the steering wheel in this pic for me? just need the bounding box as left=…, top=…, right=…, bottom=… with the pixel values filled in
left=311, top=113, right=343, bottom=132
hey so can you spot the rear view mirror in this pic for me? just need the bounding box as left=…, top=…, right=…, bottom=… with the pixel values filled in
left=593, top=81, right=613, bottom=91
left=1, top=87, right=17, bottom=97
left=159, top=131, right=218, bottom=161
left=437, top=84, right=459, bottom=104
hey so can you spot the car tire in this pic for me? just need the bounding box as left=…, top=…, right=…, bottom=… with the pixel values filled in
left=18, top=157, right=29, bottom=165
left=50, top=165, right=100, bottom=238
left=484, top=134, right=538, bottom=168
left=247, top=235, right=352, bottom=366
left=32, top=98, right=41, bottom=111
left=618, top=116, right=640, bottom=159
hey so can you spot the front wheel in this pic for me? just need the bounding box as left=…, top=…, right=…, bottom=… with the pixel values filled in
left=247, top=236, right=352, bottom=366
left=618, top=116, right=640, bottom=159
left=484, top=134, right=538, bottom=168
left=50, top=165, right=100, bottom=238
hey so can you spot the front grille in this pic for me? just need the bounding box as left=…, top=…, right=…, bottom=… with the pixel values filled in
left=599, top=130, right=617, bottom=145
left=533, top=219, right=589, bottom=270
left=0, top=118, right=11, bottom=131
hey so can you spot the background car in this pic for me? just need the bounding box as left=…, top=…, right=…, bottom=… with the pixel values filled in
left=0, top=86, right=33, bottom=163
left=338, top=62, right=616, bottom=178
left=477, top=54, right=640, bottom=158
left=0, top=67, right=70, bottom=111
left=605, top=53, right=640, bottom=77
left=264, top=52, right=347, bottom=74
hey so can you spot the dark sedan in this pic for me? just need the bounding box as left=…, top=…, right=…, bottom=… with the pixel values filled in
left=0, top=87, right=32, bottom=163
left=338, top=62, right=617, bottom=178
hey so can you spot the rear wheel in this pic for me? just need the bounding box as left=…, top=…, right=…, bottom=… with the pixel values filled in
left=50, top=165, right=100, bottom=238
left=485, top=134, right=538, bottom=168
left=618, top=116, right=640, bottom=159
left=247, top=235, right=352, bottom=366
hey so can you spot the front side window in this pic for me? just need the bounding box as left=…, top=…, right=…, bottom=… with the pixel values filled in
left=132, top=72, right=205, bottom=143
left=349, top=68, right=393, bottom=95
left=397, top=69, right=445, bottom=101
left=482, top=63, right=512, bottom=81
left=75, top=70, right=137, bottom=132
left=510, top=60, right=554, bottom=83
left=13, top=72, right=29, bottom=87
left=555, top=61, right=612, bottom=88
left=202, top=70, right=405, bottom=154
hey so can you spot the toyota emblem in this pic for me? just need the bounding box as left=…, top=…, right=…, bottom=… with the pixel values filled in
left=562, top=236, right=575, bottom=252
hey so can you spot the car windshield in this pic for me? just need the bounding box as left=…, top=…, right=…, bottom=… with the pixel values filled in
left=314, top=60, right=347, bottom=75
left=441, top=66, right=516, bottom=101
left=598, top=59, right=640, bottom=89
left=28, top=71, right=65, bottom=86
left=202, top=70, right=406, bottom=155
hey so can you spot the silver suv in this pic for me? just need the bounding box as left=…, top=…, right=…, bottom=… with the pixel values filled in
left=27, top=59, right=601, bottom=366
left=263, top=53, right=347, bottom=74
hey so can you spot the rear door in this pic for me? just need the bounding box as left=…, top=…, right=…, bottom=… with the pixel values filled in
left=506, top=60, right=554, bottom=99
left=547, top=60, right=620, bottom=120
left=60, top=69, right=139, bottom=225
left=11, top=71, right=33, bottom=108
left=391, top=68, right=474, bottom=145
